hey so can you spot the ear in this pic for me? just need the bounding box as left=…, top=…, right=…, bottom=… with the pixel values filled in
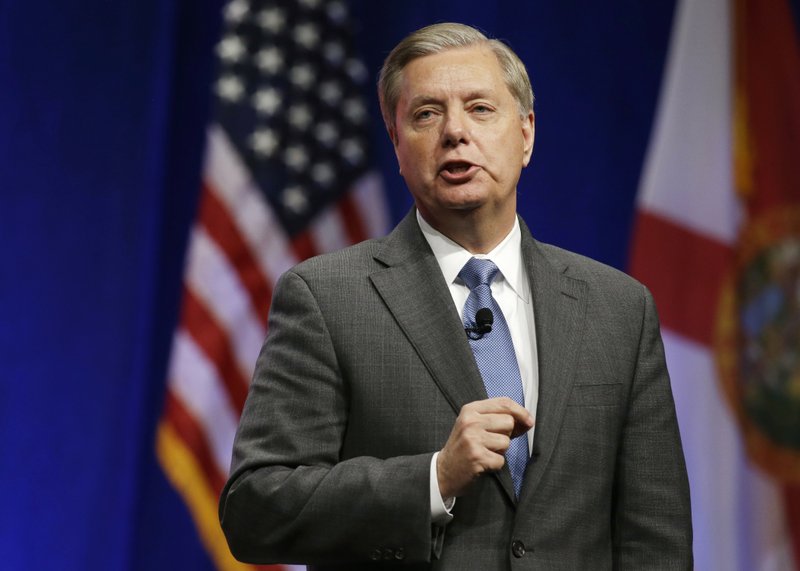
left=521, top=111, right=535, bottom=167
left=388, top=125, right=403, bottom=174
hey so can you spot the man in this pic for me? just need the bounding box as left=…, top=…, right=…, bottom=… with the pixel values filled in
left=219, top=23, right=692, bottom=570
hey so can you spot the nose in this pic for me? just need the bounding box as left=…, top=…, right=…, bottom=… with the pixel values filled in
left=442, top=109, right=469, bottom=147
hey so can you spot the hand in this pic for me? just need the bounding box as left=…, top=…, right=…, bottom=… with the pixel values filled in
left=436, top=397, right=533, bottom=498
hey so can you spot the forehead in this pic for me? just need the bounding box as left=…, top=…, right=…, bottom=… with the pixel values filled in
left=397, top=45, right=509, bottom=102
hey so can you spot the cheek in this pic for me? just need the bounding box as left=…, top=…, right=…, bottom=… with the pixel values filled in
left=490, top=150, right=523, bottom=183
left=400, top=142, right=434, bottom=170
left=498, top=137, right=526, bottom=171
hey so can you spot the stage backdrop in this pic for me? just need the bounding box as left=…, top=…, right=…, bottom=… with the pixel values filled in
left=1, top=0, right=797, bottom=570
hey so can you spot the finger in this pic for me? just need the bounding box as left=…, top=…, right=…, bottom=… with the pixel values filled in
left=480, top=413, right=533, bottom=439
left=510, top=416, right=533, bottom=438
left=467, top=397, right=534, bottom=427
left=496, top=399, right=535, bottom=431
left=463, top=398, right=534, bottom=435
left=481, top=449, right=508, bottom=473
left=468, top=414, right=530, bottom=444
left=482, top=432, right=512, bottom=454
left=480, top=407, right=533, bottom=439
left=480, top=413, right=517, bottom=436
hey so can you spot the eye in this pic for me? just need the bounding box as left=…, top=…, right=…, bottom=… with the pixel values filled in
left=472, top=104, right=493, bottom=114
left=414, top=109, right=435, bottom=121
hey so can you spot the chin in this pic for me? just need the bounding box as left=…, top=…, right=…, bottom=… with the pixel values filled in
left=438, top=185, right=490, bottom=204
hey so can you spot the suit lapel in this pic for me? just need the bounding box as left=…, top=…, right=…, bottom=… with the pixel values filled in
left=370, top=212, right=488, bottom=415
left=518, top=223, right=587, bottom=502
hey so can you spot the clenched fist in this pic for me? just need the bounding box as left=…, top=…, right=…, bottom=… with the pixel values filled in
left=437, top=397, right=533, bottom=498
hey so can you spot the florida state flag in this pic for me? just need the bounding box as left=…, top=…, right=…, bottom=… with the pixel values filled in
left=630, top=0, right=800, bottom=568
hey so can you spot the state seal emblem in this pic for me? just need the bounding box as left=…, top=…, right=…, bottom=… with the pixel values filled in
left=716, top=207, right=800, bottom=481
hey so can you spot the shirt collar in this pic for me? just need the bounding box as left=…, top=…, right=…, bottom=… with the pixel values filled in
left=416, top=210, right=528, bottom=303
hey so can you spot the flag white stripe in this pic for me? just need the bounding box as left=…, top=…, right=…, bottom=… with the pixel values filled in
left=168, top=329, right=241, bottom=476
left=310, top=204, right=351, bottom=254
left=352, top=171, right=391, bottom=239
left=663, top=330, right=795, bottom=571
left=305, top=170, right=391, bottom=254
left=205, top=125, right=298, bottom=281
left=185, top=226, right=267, bottom=379
left=636, top=0, right=741, bottom=246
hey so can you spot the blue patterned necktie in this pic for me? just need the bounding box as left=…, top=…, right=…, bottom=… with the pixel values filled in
left=459, top=257, right=528, bottom=497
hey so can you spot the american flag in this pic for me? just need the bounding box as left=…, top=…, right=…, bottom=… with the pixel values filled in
left=156, top=1, right=389, bottom=569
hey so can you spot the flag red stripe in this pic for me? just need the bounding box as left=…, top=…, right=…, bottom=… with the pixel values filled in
left=784, top=485, right=800, bottom=566
left=291, top=230, right=317, bottom=261
left=163, top=390, right=227, bottom=494
left=181, top=287, right=249, bottom=413
left=738, top=0, right=800, bottom=216
left=337, top=192, right=368, bottom=245
left=199, top=181, right=273, bottom=326
left=629, top=210, right=734, bottom=346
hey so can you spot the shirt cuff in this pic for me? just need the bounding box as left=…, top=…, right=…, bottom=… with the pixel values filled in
left=430, top=452, right=455, bottom=525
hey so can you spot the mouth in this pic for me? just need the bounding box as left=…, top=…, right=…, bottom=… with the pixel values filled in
left=438, top=160, right=478, bottom=182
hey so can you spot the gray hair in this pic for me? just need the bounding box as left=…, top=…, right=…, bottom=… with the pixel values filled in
left=377, top=22, right=535, bottom=132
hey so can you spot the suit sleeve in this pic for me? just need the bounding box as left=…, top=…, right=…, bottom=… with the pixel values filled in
left=612, top=286, right=693, bottom=570
left=219, top=269, right=435, bottom=565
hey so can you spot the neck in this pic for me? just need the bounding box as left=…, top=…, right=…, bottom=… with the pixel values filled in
left=420, top=208, right=516, bottom=254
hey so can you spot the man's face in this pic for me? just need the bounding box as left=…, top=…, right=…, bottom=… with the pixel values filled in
left=391, top=45, right=534, bottom=230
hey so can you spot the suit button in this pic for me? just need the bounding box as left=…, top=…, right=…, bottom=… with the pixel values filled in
left=370, top=548, right=382, bottom=561
left=394, top=548, right=405, bottom=560
left=511, top=540, right=526, bottom=558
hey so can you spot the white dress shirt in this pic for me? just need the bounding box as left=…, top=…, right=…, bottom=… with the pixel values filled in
left=416, top=212, right=539, bottom=523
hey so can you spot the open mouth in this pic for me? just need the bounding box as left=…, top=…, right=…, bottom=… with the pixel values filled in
left=442, top=162, right=473, bottom=174
left=438, top=161, right=479, bottom=183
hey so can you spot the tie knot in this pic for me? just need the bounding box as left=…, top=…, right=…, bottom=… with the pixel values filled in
left=459, top=257, right=500, bottom=291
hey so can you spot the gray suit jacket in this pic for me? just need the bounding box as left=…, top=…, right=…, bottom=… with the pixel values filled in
left=219, top=211, right=692, bottom=570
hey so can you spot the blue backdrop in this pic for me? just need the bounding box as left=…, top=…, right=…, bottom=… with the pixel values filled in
left=0, top=1, right=681, bottom=569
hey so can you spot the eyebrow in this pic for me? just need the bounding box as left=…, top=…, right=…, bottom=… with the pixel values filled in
left=408, top=90, right=497, bottom=109
left=407, top=95, right=444, bottom=110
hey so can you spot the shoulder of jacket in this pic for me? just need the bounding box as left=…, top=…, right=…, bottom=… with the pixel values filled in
left=537, top=241, right=647, bottom=297
left=286, top=237, right=386, bottom=281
